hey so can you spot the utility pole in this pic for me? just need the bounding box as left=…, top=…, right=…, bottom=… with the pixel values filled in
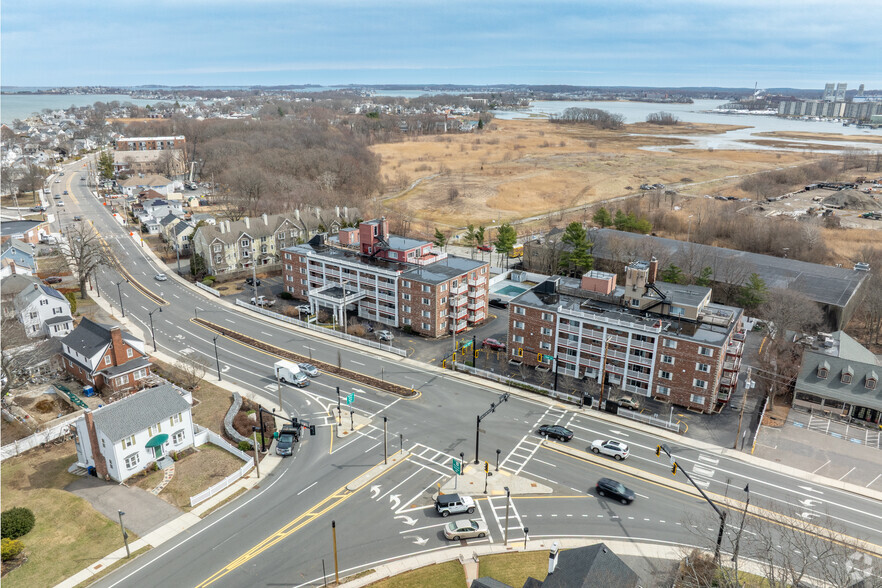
left=383, top=416, right=388, bottom=465
left=118, top=510, right=130, bottom=558
left=213, top=335, right=222, bottom=382
left=504, top=487, right=511, bottom=546
left=735, top=368, right=754, bottom=450
left=251, top=428, right=261, bottom=478
left=331, top=521, right=340, bottom=585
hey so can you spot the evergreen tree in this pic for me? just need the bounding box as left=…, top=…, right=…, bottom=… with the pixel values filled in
left=737, top=273, right=768, bottom=311
left=592, top=207, right=613, bottom=228
left=493, top=223, right=518, bottom=267
left=660, top=264, right=685, bottom=284
left=695, top=266, right=713, bottom=287
left=558, top=222, right=594, bottom=277
left=433, top=227, right=447, bottom=249
left=97, top=151, right=114, bottom=180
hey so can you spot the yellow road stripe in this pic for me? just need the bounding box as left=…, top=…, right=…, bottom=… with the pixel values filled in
left=196, top=455, right=410, bottom=587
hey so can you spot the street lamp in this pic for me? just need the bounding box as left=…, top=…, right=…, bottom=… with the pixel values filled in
left=212, top=335, right=222, bottom=381
left=504, top=486, right=511, bottom=546
left=731, top=484, right=750, bottom=565
left=114, top=279, right=128, bottom=318
left=496, top=448, right=501, bottom=472
left=118, top=510, right=130, bottom=558
left=475, top=392, right=510, bottom=464
left=148, top=306, right=162, bottom=352
left=383, top=416, right=388, bottom=465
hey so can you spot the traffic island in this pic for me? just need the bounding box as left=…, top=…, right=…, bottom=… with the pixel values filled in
left=436, top=463, right=552, bottom=498
left=335, top=410, right=372, bottom=438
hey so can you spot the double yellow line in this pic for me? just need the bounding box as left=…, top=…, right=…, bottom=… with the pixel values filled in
left=196, top=456, right=409, bottom=587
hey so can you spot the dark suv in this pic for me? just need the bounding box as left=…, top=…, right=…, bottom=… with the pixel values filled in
left=537, top=424, right=574, bottom=442
left=276, top=425, right=299, bottom=457
left=596, top=478, right=635, bottom=504
left=245, top=277, right=261, bottom=286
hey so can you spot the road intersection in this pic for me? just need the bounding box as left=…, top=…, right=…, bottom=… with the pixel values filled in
left=48, top=160, right=882, bottom=587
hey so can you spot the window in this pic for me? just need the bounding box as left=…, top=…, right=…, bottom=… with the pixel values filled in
left=422, top=298, right=430, bottom=305
left=402, top=317, right=412, bottom=326
left=542, top=312, right=554, bottom=322
left=661, top=355, right=674, bottom=365
left=172, top=430, right=186, bottom=445
left=692, top=378, right=708, bottom=389
left=541, top=327, right=552, bottom=336
left=40, top=299, right=48, bottom=306
left=148, top=423, right=162, bottom=436
left=657, top=386, right=670, bottom=396
left=440, top=297, right=447, bottom=305
left=663, top=339, right=677, bottom=349
left=440, top=284, right=447, bottom=292
left=513, top=306, right=525, bottom=316
left=215, top=255, right=223, bottom=264
left=124, top=453, right=140, bottom=469
left=540, top=342, right=552, bottom=351
left=402, top=305, right=411, bottom=313
left=514, top=320, right=525, bottom=330
left=126, top=348, right=134, bottom=359
left=451, top=280, right=457, bottom=289
left=421, top=310, right=431, bottom=318
left=440, top=321, right=447, bottom=329
left=30, top=312, right=37, bottom=319
left=841, top=368, right=853, bottom=384
left=388, top=251, right=398, bottom=259
left=401, top=280, right=410, bottom=288
left=440, top=309, right=446, bottom=318
left=817, top=366, right=828, bottom=379
left=698, top=346, right=713, bottom=357
left=689, top=394, right=706, bottom=405
left=421, top=322, right=431, bottom=330
left=422, top=285, right=431, bottom=293
left=105, top=356, right=112, bottom=365
left=696, top=363, right=711, bottom=373
left=241, top=239, right=250, bottom=247
left=402, top=293, right=411, bottom=301
left=133, top=369, right=148, bottom=380
left=170, top=413, right=182, bottom=426
left=121, top=435, right=135, bottom=449
left=659, top=371, right=672, bottom=380
left=513, top=335, right=524, bottom=344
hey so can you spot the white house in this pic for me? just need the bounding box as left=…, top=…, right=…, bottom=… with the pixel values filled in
left=118, top=174, right=174, bottom=197
left=142, top=198, right=184, bottom=220
left=14, top=283, right=74, bottom=338
left=73, top=384, right=195, bottom=482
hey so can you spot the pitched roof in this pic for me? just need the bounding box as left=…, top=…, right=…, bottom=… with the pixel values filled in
left=1, top=219, right=47, bottom=236
left=159, top=213, right=181, bottom=227
left=796, top=331, right=882, bottom=411
left=14, top=283, right=69, bottom=310
left=91, top=384, right=191, bottom=442
left=1, top=274, right=40, bottom=298
left=537, top=543, right=639, bottom=588
left=198, top=214, right=294, bottom=244
left=61, top=317, right=142, bottom=357
left=2, top=239, right=33, bottom=256
left=119, top=174, right=172, bottom=187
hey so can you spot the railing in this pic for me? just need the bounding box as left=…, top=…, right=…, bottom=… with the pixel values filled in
left=469, top=311, right=485, bottom=322
left=450, top=296, right=467, bottom=307
left=451, top=284, right=468, bottom=295
left=449, top=307, right=467, bottom=320
left=1, top=416, right=80, bottom=461
left=195, top=281, right=221, bottom=297
left=616, top=408, right=683, bottom=433
left=468, top=277, right=486, bottom=287
left=234, top=299, right=406, bottom=356
left=189, top=428, right=254, bottom=507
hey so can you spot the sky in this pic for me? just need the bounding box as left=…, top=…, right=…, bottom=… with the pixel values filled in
left=2, top=0, right=881, bottom=89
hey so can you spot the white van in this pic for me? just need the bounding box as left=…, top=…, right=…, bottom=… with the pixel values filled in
left=274, top=360, right=309, bottom=387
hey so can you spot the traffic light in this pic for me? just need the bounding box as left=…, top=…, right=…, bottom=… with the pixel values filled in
left=484, top=461, right=489, bottom=473
left=309, top=425, right=316, bottom=436
left=671, top=463, right=678, bottom=475
left=475, top=350, right=479, bottom=359
left=656, top=445, right=661, bottom=457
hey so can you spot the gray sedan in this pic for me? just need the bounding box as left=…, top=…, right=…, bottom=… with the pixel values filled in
left=443, top=518, right=488, bottom=541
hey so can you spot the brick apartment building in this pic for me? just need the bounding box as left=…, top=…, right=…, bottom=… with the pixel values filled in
left=282, top=218, right=489, bottom=338
left=507, top=259, right=745, bottom=413
left=61, top=318, right=152, bottom=396
left=115, top=136, right=187, bottom=151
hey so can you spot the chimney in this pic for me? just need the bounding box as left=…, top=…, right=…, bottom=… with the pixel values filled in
left=649, top=257, right=658, bottom=284
left=343, top=206, right=349, bottom=218
left=548, top=542, right=560, bottom=575
left=335, top=205, right=340, bottom=218
left=225, top=220, right=231, bottom=233
left=219, top=221, right=226, bottom=234
left=261, top=213, right=268, bottom=226
left=243, top=217, right=250, bottom=230
left=109, top=326, right=127, bottom=366
left=294, top=209, right=300, bottom=221
left=84, top=409, right=108, bottom=479
left=380, top=216, right=389, bottom=241
left=34, top=283, right=40, bottom=291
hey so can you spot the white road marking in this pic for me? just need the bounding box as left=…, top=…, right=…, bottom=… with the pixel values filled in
left=838, top=467, right=856, bottom=481
left=698, top=455, right=719, bottom=465
left=296, top=481, right=318, bottom=496
left=867, top=474, right=882, bottom=488
left=532, top=458, right=557, bottom=468
left=351, top=360, right=365, bottom=366
left=812, top=459, right=831, bottom=474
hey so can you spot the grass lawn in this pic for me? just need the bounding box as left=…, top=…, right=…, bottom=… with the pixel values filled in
left=152, top=359, right=233, bottom=432
left=366, top=561, right=466, bottom=588
left=129, top=444, right=248, bottom=509
left=479, top=551, right=547, bottom=586
left=0, top=442, right=135, bottom=588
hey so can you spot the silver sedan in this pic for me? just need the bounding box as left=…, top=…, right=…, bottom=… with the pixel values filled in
left=443, top=518, right=488, bottom=541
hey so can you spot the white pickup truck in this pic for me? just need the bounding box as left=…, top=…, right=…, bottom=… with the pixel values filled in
left=249, top=295, right=275, bottom=307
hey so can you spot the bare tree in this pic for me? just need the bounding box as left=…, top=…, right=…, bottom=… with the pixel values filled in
left=62, top=221, right=111, bottom=298
left=173, top=354, right=209, bottom=390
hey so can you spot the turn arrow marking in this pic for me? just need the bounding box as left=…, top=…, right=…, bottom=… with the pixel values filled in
left=799, top=512, right=820, bottom=520
left=370, top=485, right=381, bottom=499
left=389, top=494, right=401, bottom=510
left=404, top=536, right=429, bottom=546
left=394, top=515, right=417, bottom=526
left=798, top=499, right=822, bottom=507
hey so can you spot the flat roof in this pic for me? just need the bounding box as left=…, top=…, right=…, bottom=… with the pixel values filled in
left=403, top=254, right=487, bottom=284
left=588, top=229, right=868, bottom=308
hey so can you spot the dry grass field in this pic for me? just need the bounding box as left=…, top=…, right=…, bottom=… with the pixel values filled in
left=371, top=118, right=821, bottom=229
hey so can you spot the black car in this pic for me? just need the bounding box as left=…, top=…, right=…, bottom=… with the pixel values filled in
left=537, top=424, right=573, bottom=442
left=488, top=298, right=509, bottom=309
left=245, top=277, right=261, bottom=286
left=275, top=425, right=299, bottom=457
left=596, top=477, right=635, bottom=505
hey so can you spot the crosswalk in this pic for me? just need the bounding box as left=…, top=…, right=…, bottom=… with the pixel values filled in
left=486, top=494, right=525, bottom=541
left=690, top=453, right=719, bottom=488
left=499, top=405, right=568, bottom=475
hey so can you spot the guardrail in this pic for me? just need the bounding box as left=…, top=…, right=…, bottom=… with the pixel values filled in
left=234, top=299, right=406, bottom=357
left=615, top=407, right=683, bottom=433
left=189, top=428, right=253, bottom=507
left=195, top=281, right=221, bottom=297
left=1, top=417, right=79, bottom=461
left=453, top=362, right=582, bottom=405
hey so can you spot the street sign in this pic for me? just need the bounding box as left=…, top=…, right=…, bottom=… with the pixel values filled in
left=462, top=340, right=473, bottom=349
left=452, top=459, right=462, bottom=475
left=346, top=392, right=355, bottom=405
left=542, top=354, right=553, bottom=362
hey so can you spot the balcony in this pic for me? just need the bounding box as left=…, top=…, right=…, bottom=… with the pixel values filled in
left=468, top=276, right=486, bottom=287
left=451, top=320, right=467, bottom=333
left=726, top=340, right=744, bottom=357
left=467, top=300, right=484, bottom=311
left=467, top=288, right=483, bottom=298
left=451, top=283, right=468, bottom=295
left=449, top=307, right=468, bottom=320
left=723, top=358, right=742, bottom=372
left=450, top=296, right=468, bottom=307
left=469, top=311, right=485, bottom=322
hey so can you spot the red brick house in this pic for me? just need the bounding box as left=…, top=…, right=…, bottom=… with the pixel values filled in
left=60, top=318, right=152, bottom=396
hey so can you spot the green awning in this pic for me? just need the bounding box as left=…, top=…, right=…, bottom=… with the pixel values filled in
left=145, top=434, right=168, bottom=448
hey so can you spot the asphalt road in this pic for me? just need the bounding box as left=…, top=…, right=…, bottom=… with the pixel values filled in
left=52, top=160, right=882, bottom=587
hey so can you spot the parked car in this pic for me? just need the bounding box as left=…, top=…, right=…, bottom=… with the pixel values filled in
left=617, top=396, right=641, bottom=411
left=73, top=216, right=82, bottom=221
left=443, top=518, right=488, bottom=541
left=245, top=277, right=261, bottom=286
left=488, top=298, right=509, bottom=309
left=537, top=424, right=574, bottom=442
left=595, top=477, right=635, bottom=505
left=276, top=425, right=298, bottom=457
left=482, top=337, right=506, bottom=351
left=154, top=273, right=168, bottom=281
left=435, top=493, right=476, bottom=517
left=250, top=295, right=275, bottom=307
left=296, top=305, right=311, bottom=315
left=55, top=200, right=64, bottom=207
left=53, top=193, right=62, bottom=199
left=31, top=206, right=46, bottom=212
left=54, top=179, right=61, bottom=183
left=477, top=245, right=492, bottom=252
left=376, top=330, right=394, bottom=341
left=298, top=363, right=319, bottom=377
left=591, top=439, right=630, bottom=461
left=44, top=276, right=63, bottom=284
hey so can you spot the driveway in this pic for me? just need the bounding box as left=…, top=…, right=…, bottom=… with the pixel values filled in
left=66, top=476, right=182, bottom=536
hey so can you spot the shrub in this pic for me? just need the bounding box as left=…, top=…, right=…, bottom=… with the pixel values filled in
left=64, top=291, right=77, bottom=314
left=402, top=325, right=413, bottom=334
left=238, top=440, right=253, bottom=451
left=279, top=291, right=293, bottom=300
left=1, top=507, right=35, bottom=540
left=1, top=538, right=24, bottom=561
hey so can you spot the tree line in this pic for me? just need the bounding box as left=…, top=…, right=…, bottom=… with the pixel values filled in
left=549, top=107, right=625, bottom=129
